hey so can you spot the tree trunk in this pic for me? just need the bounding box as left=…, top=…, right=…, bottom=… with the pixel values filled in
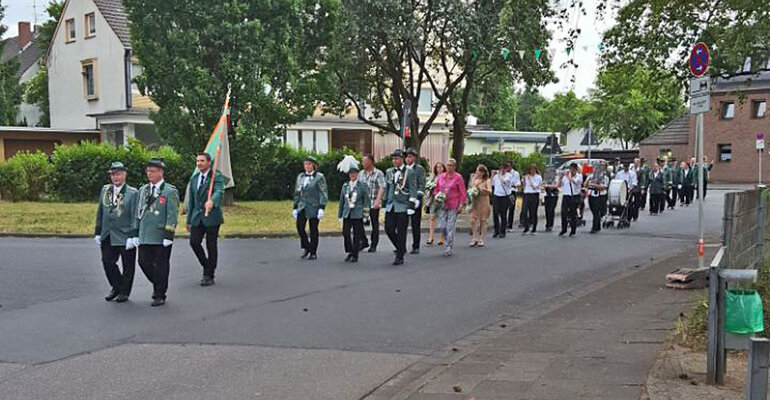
left=452, top=113, right=467, bottom=166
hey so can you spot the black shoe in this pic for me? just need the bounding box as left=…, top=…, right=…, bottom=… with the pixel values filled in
left=558, top=230, right=567, bottom=237
left=105, top=290, right=119, bottom=301
left=308, top=254, right=317, bottom=260
left=569, top=232, right=576, bottom=238
left=200, top=276, right=215, bottom=286
left=344, top=254, right=353, bottom=262
left=351, top=255, right=359, bottom=263
left=393, top=258, right=404, bottom=266
left=151, top=298, right=166, bottom=307
left=359, top=242, right=370, bottom=251
left=590, top=229, right=599, bottom=234
left=115, top=294, right=129, bottom=303
left=492, top=233, right=499, bottom=238
left=545, top=227, right=553, bottom=232
left=301, top=250, right=310, bottom=259
left=523, top=227, right=530, bottom=234
left=368, top=246, right=377, bottom=253
left=410, top=248, right=420, bottom=255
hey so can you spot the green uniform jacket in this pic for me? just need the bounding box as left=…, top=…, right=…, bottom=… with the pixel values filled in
left=408, top=163, right=427, bottom=197
left=692, top=165, right=711, bottom=187
left=186, top=170, right=225, bottom=228
left=138, top=181, right=180, bottom=245
left=293, top=172, right=328, bottom=218
left=94, top=184, right=140, bottom=246
left=637, top=165, right=651, bottom=190
left=383, top=166, right=418, bottom=213
left=671, top=166, right=681, bottom=186
left=662, top=165, right=673, bottom=189
left=338, top=181, right=370, bottom=219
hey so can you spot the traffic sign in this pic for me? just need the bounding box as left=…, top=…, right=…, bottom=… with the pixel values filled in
left=758, top=133, right=765, bottom=150
left=690, top=93, right=710, bottom=114
left=690, top=76, right=710, bottom=96
left=690, top=43, right=710, bottom=77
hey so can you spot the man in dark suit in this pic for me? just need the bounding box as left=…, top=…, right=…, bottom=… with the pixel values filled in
left=186, top=152, right=225, bottom=286
left=405, top=148, right=426, bottom=255
left=384, top=150, right=419, bottom=265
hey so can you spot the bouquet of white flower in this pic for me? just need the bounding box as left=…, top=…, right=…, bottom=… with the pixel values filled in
left=465, top=187, right=479, bottom=212
left=432, top=192, right=447, bottom=213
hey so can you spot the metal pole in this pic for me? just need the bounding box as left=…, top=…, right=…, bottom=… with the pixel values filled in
left=747, top=338, right=770, bottom=400
left=587, top=124, right=592, bottom=162
left=760, top=149, right=763, bottom=187
left=707, top=266, right=719, bottom=384
left=697, top=112, right=705, bottom=269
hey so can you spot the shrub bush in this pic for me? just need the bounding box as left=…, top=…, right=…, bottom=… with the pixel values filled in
left=50, top=141, right=188, bottom=202
left=458, top=152, right=546, bottom=181
left=0, top=151, right=53, bottom=201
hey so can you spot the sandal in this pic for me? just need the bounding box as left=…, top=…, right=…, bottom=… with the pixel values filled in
left=437, top=241, right=444, bottom=246
left=470, top=241, right=477, bottom=247
left=477, top=242, right=485, bottom=247
left=425, top=239, right=434, bottom=246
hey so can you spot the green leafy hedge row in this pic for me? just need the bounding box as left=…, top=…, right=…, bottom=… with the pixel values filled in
left=0, top=141, right=536, bottom=202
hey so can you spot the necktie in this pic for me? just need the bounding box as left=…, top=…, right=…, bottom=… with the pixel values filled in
left=151, top=185, right=156, bottom=197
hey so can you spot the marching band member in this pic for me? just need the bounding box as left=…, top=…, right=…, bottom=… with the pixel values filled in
left=649, top=163, right=666, bottom=215
left=542, top=173, right=560, bottom=232
left=405, top=148, right=427, bottom=255
left=521, top=163, right=542, bottom=235
left=384, top=150, right=419, bottom=265
left=491, top=162, right=513, bottom=238
left=586, top=168, right=609, bottom=233
left=338, top=164, right=369, bottom=263
left=559, top=163, right=583, bottom=238
left=293, top=156, right=328, bottom=260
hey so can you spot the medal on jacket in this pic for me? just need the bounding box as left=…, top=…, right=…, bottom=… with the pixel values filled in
left=346, top=186, right=358, bottom=209
left=394, top=168, right=408, bottom=195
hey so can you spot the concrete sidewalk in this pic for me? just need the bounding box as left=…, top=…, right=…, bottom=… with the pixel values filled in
left=365, top=248, right=702, bottom=400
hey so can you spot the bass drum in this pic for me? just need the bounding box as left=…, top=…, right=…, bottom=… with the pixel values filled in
left=608, top=179, right=628, bottom=206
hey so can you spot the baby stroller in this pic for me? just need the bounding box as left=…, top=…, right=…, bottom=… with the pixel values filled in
left=602, top=179, right=631, bottom=229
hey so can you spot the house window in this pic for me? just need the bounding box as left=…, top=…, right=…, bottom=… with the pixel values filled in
left=721, top=101, right=735, bottom=120
left=81, top=59, right=98, bottom=100
left=417, top=88, right=433, bottom=113
left=85, top=13, right=96, bottom=37
left=718, top=144, right=732, bottom=162
left=65, top=19, right=76, bottom=42
left=753, top=100, right=767, bottom=119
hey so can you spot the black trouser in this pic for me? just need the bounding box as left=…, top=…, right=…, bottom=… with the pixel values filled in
left=681, top=185, right=693, bottom=205
left=508, top=193, right=517, bottom=229
left=101, top=238, right=135, bottom=296
left=702, top=180, right=708, bottom=199
left=409, top=205, right=422, bottom=250
left=361, top=208, right=380, bottom=249
left=544, top=196, right=558, bottom=229
left=343, top=218, right=365, bottom=256
left=561, top=195, right=579, bottom=235
left=667, top=187, right=677, bottom=208
left=190, top=223, right=220, bottom=278
left=385, top=211, right=409, bottom=260
left=650, top=193, right=665, bottom=214
left=297, top=210, right=320, bottom=255
left=522, top=193, right=539, bottom=232
left=492, top=195, right=510, bottom=236
left=589, top=195, right=607, bottom=231
left=628, top=189, right=640, bottom=221
left=639, top=189, right=648, bottom=210
left=138, top=244, right=172, bottom=300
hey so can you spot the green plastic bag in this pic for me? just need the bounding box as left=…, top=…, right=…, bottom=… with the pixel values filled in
left=724, top=289, right=765, bottom=334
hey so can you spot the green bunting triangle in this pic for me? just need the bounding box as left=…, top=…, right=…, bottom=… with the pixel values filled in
left=566, top=47, right=572, bottom=56
left=534, top=47, right=542, bottom=60
left=500, top=48, right=510, bottom=60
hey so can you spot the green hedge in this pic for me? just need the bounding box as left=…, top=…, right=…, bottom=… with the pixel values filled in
left=50, top=140, right=190, bottom=202
left=0, top=151, right=53, bottom=201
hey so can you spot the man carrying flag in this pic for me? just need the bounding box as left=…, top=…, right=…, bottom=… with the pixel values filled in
left=184, top=90, right=234, bottom=286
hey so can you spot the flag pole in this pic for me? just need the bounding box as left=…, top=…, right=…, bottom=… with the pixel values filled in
left=205, top=87, right=231, bottom=216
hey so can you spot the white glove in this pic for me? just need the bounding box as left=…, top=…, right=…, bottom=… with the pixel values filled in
left=126, top=237, right=138, bottom=250
left=162, top=239, right=173, bottom=247
left=407, top=209, right=415, bottom=216
left=678, top=185, right=682, bottom=190
left=317, top=209, right=325, bottom=219
left=292, top=209, right=299, bottom=219
left=94, top=235, right=102, bottom=246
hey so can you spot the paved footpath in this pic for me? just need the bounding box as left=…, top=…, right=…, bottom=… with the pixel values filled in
left=0, top=192, right=726, bottom=399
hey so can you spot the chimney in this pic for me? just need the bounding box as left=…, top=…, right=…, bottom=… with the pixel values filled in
left=18, top=22, right=31, bottom=50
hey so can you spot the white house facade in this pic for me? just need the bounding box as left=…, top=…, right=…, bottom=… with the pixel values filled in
left=46, top=0, right=158, bottom=146
left=562, top=127, right=627, bottom=154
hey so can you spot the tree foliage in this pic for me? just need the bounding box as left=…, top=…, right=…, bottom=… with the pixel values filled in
left=124, top=0, right=340, bottom=179
left=587, top=65, right=684, bottom=149
left=533, top=91, right=591, bottom=133
left=0, top=1, right=22, bottom=126
left=601, top=0, right=770, bottom=82
left=469, top=75, right=519, bottom=131
left=513, top=87, right=546, bottom=132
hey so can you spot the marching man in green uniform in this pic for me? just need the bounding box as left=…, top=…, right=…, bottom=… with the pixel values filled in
left=95, top=162, right=140, bottom=303
left=405, top=148, right=426, bottom=255
left=293, top=156, right=328, bottom=260
left=338, top=165, right=370, bottom=263
left=137, top=158, right=180, bottom=307
left=186, top=152, right=225, bottom=287
left=384, top=149, right=419, bottom=266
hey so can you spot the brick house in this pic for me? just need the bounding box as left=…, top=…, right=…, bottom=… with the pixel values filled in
left=640, top=69, right=770, bottom=183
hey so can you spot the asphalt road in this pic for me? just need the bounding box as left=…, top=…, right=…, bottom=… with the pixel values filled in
left=0, top=191, right=727, bottom=399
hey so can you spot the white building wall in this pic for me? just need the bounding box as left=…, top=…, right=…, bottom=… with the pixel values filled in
left=48, top=0, right=127, bottom=129
left=17, top=62, right=43, bottom=126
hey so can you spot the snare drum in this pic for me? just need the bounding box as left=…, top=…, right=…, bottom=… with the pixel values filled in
left=608, top=179, right=628, bottom=206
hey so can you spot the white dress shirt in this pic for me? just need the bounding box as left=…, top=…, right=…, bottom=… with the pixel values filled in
left=112, top=184, right=124, bottom=204
left=197, top=170, right=210, bottom=190
left=561, top=173, right=583, bottom=196
left=151, top=180, right=165, bottom=196
left=615, top=170, right=637, bottom=188
left=510, top=170, right=521, bottom=191
left=492, top=172, right=513, bottom=197
left=587, top=174, right=609, bottom=197
left=523, top=174, right=542, bottom=194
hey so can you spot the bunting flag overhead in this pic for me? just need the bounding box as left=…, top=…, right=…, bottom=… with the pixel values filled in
left=518, top=50, right=525, bottom=59
left=534, top=47, right=542, bottom=60
left=500, top=48, right=510, bottom=60
left=598, top=43, right=605, bottom=53
left=566, top=46, right=572, bottom=56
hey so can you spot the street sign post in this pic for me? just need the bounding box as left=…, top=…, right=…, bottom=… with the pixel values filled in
left=690, top=42, right=710, bottom=77
left=400, top=100, right=412, bottom=148
left=758, top=133, right=765, bottom=186
left=688, top=43, right=710, bottom=274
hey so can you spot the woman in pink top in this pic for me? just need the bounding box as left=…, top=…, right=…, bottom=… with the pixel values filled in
left=434, top=158, right=467, bottom=256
